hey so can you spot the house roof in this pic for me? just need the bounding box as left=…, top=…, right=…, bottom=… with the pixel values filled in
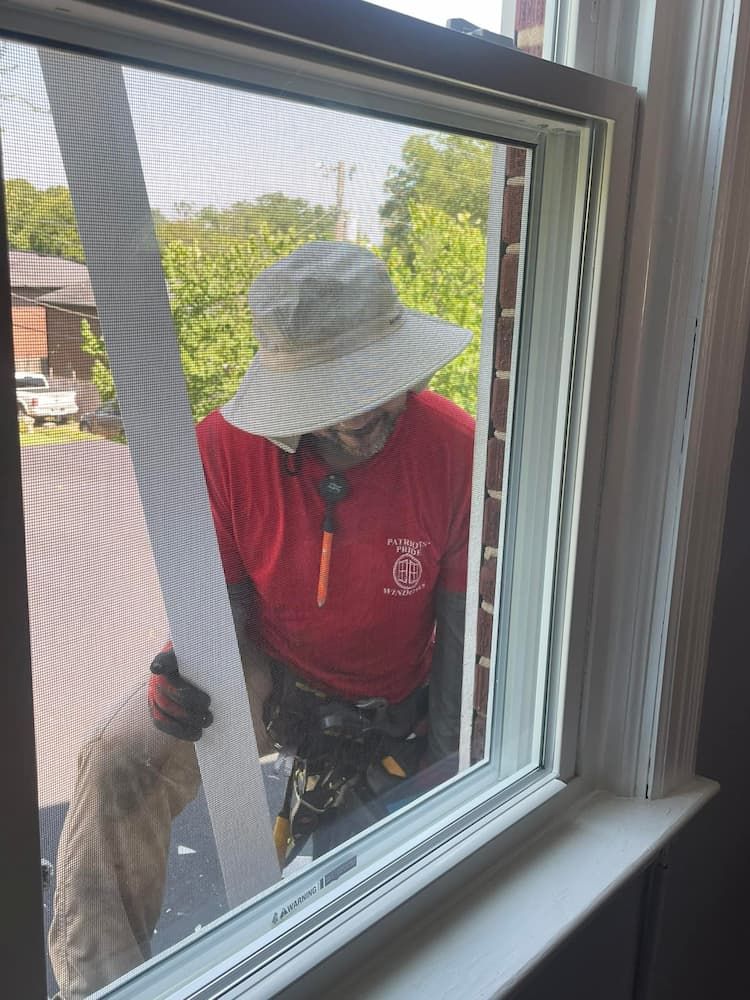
left=39, top=278, right=97, bottom=308
left=9, top=250, right=95, bottom=309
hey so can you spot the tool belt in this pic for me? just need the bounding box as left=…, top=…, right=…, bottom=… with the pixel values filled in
left=264, top=662, right=427, bottom=864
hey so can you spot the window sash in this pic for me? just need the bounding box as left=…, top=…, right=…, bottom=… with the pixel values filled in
left=34, top=31, right=578, bottom=936
left=0, top=0, right=635, bottom=122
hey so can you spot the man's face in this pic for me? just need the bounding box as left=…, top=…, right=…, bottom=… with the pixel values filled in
left=311, top=393, right=408, bottom=462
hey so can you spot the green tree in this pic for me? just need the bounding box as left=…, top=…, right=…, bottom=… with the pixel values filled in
left=4, top=179, right=84, bottom=260
left=83, top=227, right=332, bottom=420
left=152, top=192, right=336, bottom=249
left=84, top=203, right=484, bottom=419
left=387, top=203, right=486, bottom=414
left=381, top=133, right=492, bottom=256
left=4, top=178, right=36, bottom=248
left=223, top=193, right=337, bottom=240
left=3, top=179, right=334, bottom=263
left=81, top=318, right=115, bottom=401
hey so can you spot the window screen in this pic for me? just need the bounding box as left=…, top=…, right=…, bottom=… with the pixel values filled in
left=3, top=30, right=598, bottom=999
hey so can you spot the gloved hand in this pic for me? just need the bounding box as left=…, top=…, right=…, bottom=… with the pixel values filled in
left=148, top=645, right=213, bottom=741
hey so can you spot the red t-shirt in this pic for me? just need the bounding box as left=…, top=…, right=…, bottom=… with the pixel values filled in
left=196, top=391, right=474, bottom=702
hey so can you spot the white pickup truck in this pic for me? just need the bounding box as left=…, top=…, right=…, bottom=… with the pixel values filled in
left=16, top=371, right=79, bottom=425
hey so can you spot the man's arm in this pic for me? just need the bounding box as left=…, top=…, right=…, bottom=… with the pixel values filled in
left=227, top=577, right=253, bottom=656
left=227, top=578, right=274, bottom=755
left=427, top=589, right=466, bottom=761
left=148, top=578, right=269, bottom=744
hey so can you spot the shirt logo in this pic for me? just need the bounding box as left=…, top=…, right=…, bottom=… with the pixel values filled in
left=384, top=537, right=430, bottom=597
left=393, top=553, right=423, bottom=591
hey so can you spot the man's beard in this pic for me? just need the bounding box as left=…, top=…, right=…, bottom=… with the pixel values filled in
left=315, top=409, right=399, bottom=461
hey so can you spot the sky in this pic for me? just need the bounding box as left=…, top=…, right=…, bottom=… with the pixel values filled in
left=368, top=0, right=506, bottom=32
left=0, top=2, right=508, bottom=241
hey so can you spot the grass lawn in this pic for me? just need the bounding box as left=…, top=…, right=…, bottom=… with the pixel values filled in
left=18, top=423, right=98, bottom=447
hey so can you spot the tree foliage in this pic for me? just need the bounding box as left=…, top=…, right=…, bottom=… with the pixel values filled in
left=5, top=179, right=85, bottom=261
left=4, top=181, right=335, bottom=260
left=387, top=203, right=485, bottom=414
left=83, top=227, right=330, bottom=419
left=81, top=319, right=115, bottom=401
left=152, top=193, right=337, bottom=249
left=79, top=205, right=487, bottom=419
left=161, top=229, right=315, bottom=420
left=380, top=133, right=492, bottom=256
left=17, top=129, right=491, bottom=422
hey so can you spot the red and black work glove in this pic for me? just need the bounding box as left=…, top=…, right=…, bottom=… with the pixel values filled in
left=148, top=645, right=213, bottom=742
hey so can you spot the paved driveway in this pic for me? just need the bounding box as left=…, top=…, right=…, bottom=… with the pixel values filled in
left=22, top=439, right=168, bottom=807
left=21, top=440, right=227, bottom=994
left=21, top=438, right=393, bottom=994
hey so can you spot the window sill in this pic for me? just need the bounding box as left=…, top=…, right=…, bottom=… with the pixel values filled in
left=268, top=776, right=717, bottom=999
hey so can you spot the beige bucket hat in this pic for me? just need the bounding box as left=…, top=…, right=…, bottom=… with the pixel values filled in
left=220, top=241, right=473, bottom=449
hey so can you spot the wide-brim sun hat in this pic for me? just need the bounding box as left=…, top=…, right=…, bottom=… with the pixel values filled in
left=221, top=241, right=473, bottom=447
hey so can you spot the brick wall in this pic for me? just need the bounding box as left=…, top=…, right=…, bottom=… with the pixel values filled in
left=471, top=145, right=528, bottom=761
left=46, top=306, right=99, bottom=379
left=11, top=306, right=48, bottom=368
left=515, top=0, right=546, bottom=57
left=471, top=0, right=545, bottom=761
left=471, top=4, right=544, bottom=759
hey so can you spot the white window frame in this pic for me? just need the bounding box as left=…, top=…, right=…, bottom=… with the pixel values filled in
left=36, top=28, right=607, bottom=938
left=550, top=0, right=748, bottom=802
left=500, top=0, right=518, bottom=40
left=3, top=0, right=748, bottom=996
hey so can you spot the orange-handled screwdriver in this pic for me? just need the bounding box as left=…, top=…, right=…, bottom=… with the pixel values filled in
left=317, top=528, right=334, bottom=607
left=316, top=473, right=349, bottom=608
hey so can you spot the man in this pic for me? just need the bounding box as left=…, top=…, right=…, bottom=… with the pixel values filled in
left=49, top=241, right=475, bottom=999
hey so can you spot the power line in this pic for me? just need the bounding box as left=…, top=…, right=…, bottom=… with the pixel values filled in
left=11, top=291, right=98, bottom=324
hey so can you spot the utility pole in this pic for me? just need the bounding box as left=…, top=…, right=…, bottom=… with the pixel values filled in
left=334, top=160, right=346, bottom=239
left=317, top=159, right=357, bottom=240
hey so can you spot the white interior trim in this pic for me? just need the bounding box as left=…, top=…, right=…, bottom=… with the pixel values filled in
left=579, top=0, right=742, bottom=798
left=256, top=779, right=717, bottom=999
left=553, top=0, right=649, bottom=84
left=650, top=0, right=750, bottom=797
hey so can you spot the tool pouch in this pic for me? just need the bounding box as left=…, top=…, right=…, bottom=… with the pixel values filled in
left=265, top=662, right=428, bottom=862
left=263, top=662, right=426, bottom=752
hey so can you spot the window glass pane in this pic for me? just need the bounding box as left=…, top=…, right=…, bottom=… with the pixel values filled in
left=356, top=1, right=552, bottom=57
left=3, top=32, right=588, bottom=998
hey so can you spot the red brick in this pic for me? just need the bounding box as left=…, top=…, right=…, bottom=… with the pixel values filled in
left=486, top=437, right=505, bottom=489
left=490, top=377, right=509, bottom=431
left=479, top=556, right=498, bottom=603
left=477, top=606, right=493, bottom=658
left=471, top=713, right=487, bottom=763
left=515, top=0, right=546, bottom=32
left=499, top=252, right=519, bottom=309
left=12, top=306, right=48, bottom=359
left=502, top=182, right=525, bottom=245
left=474, top=658, right=490, bottom=709
left=482, top=495, right=501, bottom=546
left=506, top=146, right=527, bottom=178
left=494, top=316, right=514, bottom=372
left=471, top=713, right=486, bottom=763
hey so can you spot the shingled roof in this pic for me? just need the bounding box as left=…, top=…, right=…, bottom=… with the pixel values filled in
left=38, top=278, right=97, bottom=308
left=9, top=249, right=95, bottom=309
